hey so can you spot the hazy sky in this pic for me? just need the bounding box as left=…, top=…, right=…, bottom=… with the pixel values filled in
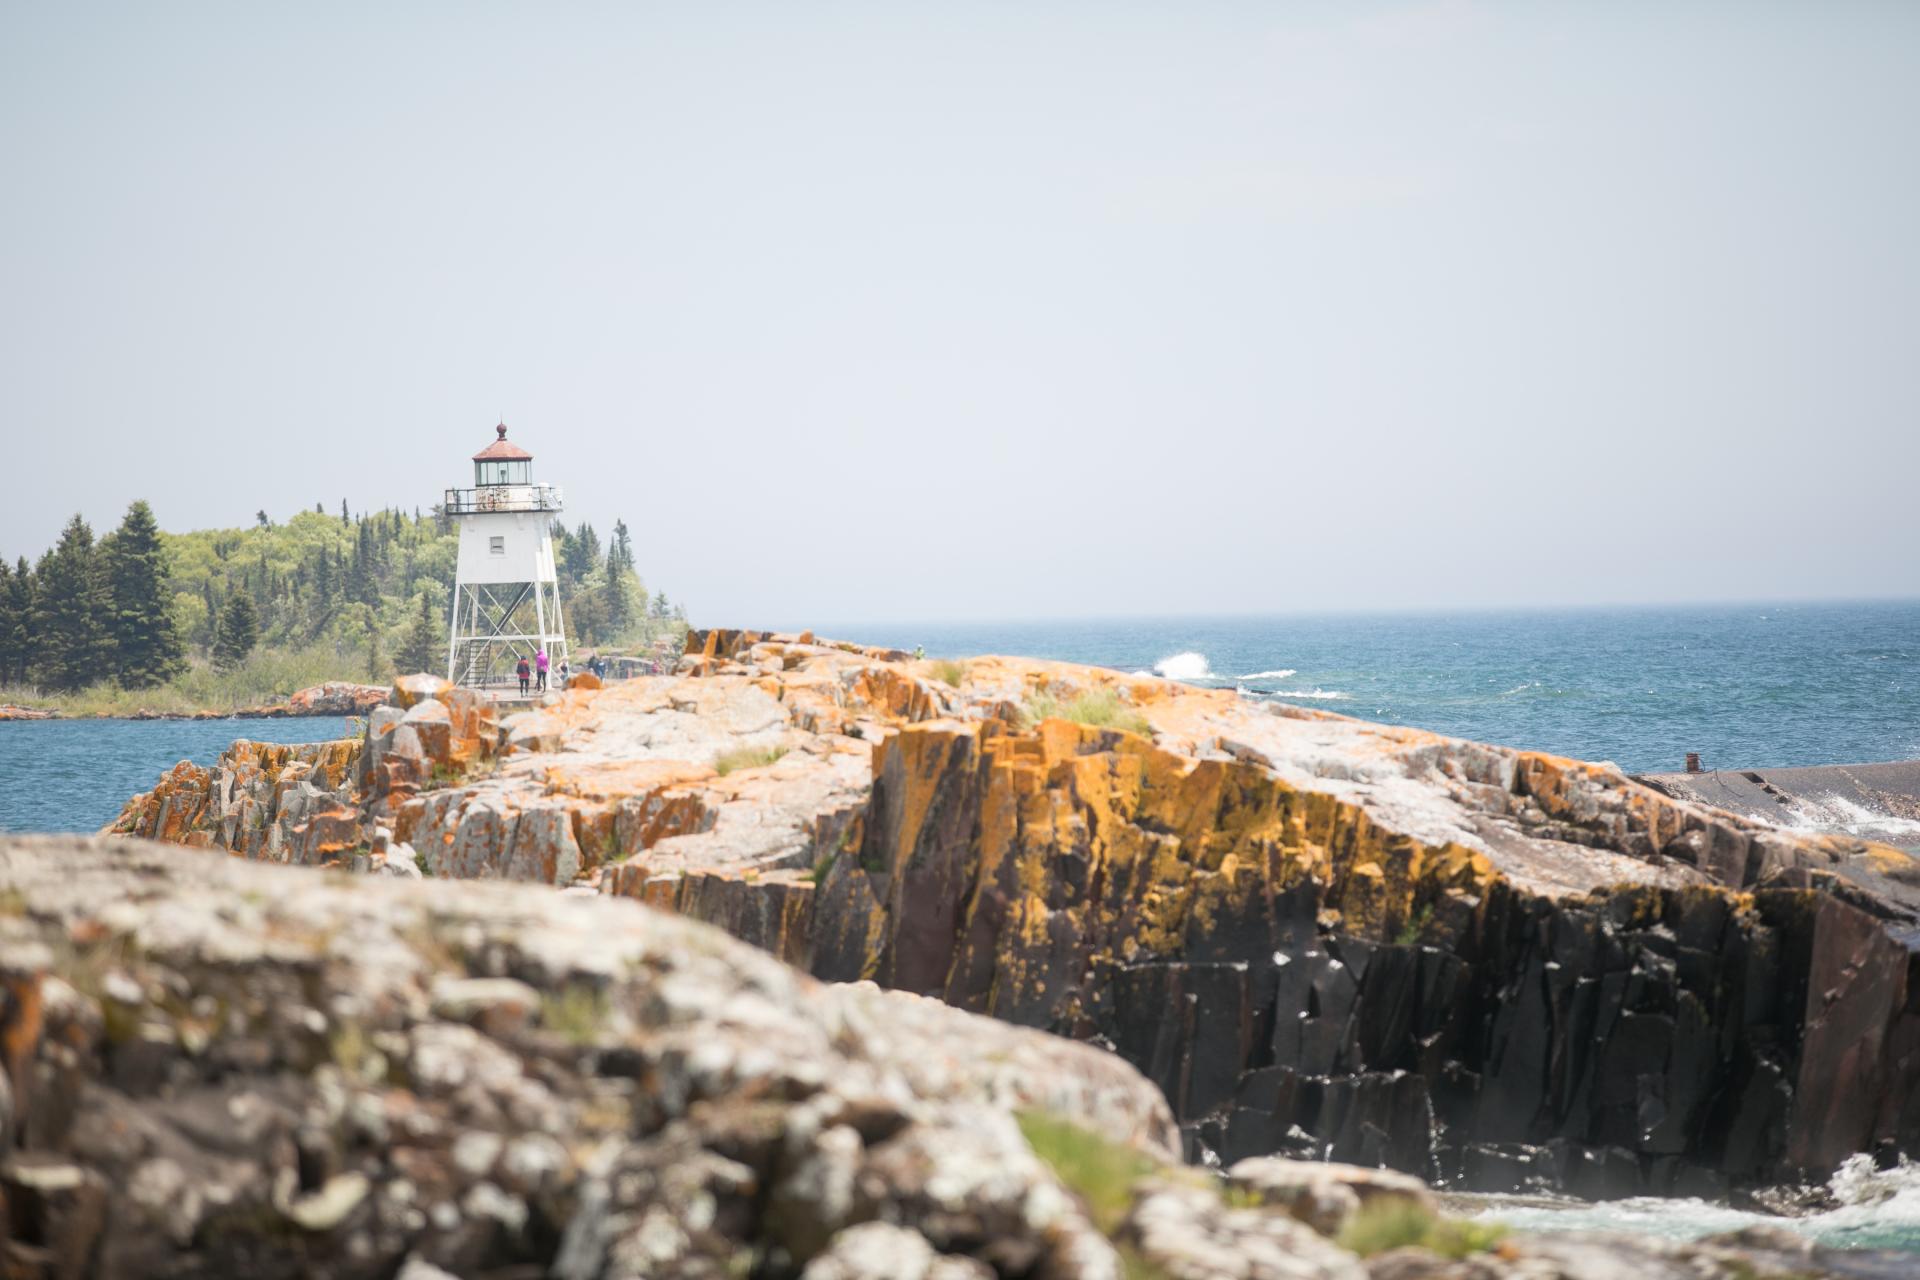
left=4, top=2, right=1917, bottom=624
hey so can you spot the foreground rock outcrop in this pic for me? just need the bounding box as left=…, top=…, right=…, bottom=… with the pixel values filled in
left=3, top=837, right=1908, bottom=1280
left=110, top=631, right=1920, bottom=1199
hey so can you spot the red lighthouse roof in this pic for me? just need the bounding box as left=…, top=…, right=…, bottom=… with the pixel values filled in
left=473, top=422, right=533, bottom=461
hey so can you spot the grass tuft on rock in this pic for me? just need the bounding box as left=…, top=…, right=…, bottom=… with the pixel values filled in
left=713, top=744, right=789, bottom=777
left=929, top=658, right=968, bottom=688
left=1017, top=1111, right=1160, bottom=1236
left=1022, top=689, right=1152, bottom=737
left=541, top=984, right=611, bottom=1045
left=1335, top=1201, right=1509, bottom=1259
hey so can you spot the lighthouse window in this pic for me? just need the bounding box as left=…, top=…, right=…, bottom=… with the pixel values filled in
left=489, top=536, right=505, bottom=555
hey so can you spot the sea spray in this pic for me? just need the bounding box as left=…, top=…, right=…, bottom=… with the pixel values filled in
left=1153, top=652, right=1213, bottom=681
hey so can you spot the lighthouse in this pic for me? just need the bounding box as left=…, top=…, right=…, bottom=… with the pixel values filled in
left=444, top=422, right=569, bottom=690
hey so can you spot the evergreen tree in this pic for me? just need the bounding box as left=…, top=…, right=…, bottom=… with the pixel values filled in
left=212, top=593, right=259, bottom=671
left=105, top=500, right=186, bottom=688
left=599, top=541, right=629, bottom=629
left=4, top=558, right=33, bottom=685
left=340, top=499, right=350, bottom=526
left=562, top=522, right=602, bottom=581
left=609, top=520, right=634, bottom=574
left=32, top=515, right=113, bottom=691
left=0, top=561, right=14, bottom=687
left=364, top=605, right=387, bottom=680
left=397, top=592, right=440, bottom=675
left=314, top=544, right=334, bottom=602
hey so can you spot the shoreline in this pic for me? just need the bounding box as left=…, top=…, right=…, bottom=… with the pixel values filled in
left=0, top=679, right=388, bottom=724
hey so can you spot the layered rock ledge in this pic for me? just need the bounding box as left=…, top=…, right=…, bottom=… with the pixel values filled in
left=1, top=836, right=1907, bottom=1280
left=110, top=630, right=1920, bottom=1198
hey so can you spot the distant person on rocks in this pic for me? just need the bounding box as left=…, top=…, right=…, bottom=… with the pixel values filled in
left=535, top=649, right=550, bottom=691
left=516, top=656, right=531, bottom=696
left=558, top=657, right=570, bottom=686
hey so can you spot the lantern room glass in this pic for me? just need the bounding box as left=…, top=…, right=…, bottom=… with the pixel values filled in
left=475, top=459, right=531, bottom=487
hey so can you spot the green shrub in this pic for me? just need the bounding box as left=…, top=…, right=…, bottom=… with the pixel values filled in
left=1022, top=688, right=1152, bottom=737
left=1336, top=1201, right=1509, bottom=1259
left=713, top=744, right=789, bottom=777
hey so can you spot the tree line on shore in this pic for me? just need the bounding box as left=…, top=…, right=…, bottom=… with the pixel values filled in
left=0, top=500, right=682, bottom=699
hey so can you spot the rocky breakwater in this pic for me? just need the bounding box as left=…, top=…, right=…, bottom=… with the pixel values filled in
left=112, top=631, right=1920, bottom=1200
left=2, top=835, right=1907, bottom=1280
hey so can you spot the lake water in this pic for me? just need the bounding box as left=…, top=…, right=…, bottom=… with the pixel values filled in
left=0, top=715, right=355, bottom=834
left=827, top=600, right=1920, bottom=778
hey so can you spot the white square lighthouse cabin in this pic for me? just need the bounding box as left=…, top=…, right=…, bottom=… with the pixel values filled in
left=444, top=422, right=569, bottom=690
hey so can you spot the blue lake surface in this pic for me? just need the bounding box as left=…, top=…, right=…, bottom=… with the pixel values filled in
left=820, top=600, right=1920, bottom=777
left=0, top=715, right=355, bottom=835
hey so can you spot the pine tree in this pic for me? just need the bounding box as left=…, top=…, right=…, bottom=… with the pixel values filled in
left=313, top=544, right=334, bottom=602
left=364, top=604, right=387, bottom=680
left=397, top=592, right=440, bottom=675
left=0, top=561, right=14, bottom=687
left=562, top=523, right=602, bottom=582
left=4, top=558, right=33, bottom=684
left=32, top=515, right=113, bottom=691
left=340, top=499, right=350, bottom=526
left=105, top=500, right=186, bottom=688
left=212, top=593, right=259, bottom=671
left=609, top=520, right=634, bottom=574
left=603, top=555, right=629, bottom=633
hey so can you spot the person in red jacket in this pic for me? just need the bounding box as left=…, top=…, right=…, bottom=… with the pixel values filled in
left=516, top=655, right=531, bottom=695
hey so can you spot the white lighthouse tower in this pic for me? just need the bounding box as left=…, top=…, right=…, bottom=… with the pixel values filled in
left=444, top=422, right=569, bottom=690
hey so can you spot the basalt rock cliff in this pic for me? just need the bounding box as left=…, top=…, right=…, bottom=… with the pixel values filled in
left=109, top=630, right=1920, bottom=1200
left=1, top=836, right=1907, bottom=1280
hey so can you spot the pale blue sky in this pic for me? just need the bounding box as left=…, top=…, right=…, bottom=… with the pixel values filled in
left=4, top=2, right=1916, bottom=622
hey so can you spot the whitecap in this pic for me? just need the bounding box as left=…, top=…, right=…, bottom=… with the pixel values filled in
left=1463, top=1153, right=1920, bottom=1251
left=1267, top=688, right=1349, bottom=701
left=1239, top=669, right=1298, bottom=681
left=1153, top=652, right=1213, bottom=681
left=1779, top=793, right=1920, bottom=843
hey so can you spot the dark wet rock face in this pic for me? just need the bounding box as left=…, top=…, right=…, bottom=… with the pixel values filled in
left=801, top=722, right=1920, bottom=1199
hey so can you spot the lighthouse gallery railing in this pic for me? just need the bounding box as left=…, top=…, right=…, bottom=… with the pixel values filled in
left=442, top=484, right=565, bottom=515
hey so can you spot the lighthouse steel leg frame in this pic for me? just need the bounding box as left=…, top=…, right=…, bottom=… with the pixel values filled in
left=447, top=581, right=563, bottom=691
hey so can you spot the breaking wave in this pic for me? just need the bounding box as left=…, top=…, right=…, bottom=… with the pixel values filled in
left=1153, top=652, right=1213, bottom=681
left=1264, top=688, right=1349, bottom=701
left=1779, top=793, right=1920, bottom=847
left=1239, top=669, right=1298, bottom=682
left=1462, top=1153, right=1920, bottom=1252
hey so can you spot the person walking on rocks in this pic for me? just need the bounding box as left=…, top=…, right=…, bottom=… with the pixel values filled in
left=515, top=655, right=531, bottom=696
left=558, top=657, right=570, bottom=687
left=535, top=649, right=550, bottom=691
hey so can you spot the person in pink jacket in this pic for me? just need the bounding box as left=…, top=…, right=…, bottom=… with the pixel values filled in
left=535, top=649, right=550, bottom=692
